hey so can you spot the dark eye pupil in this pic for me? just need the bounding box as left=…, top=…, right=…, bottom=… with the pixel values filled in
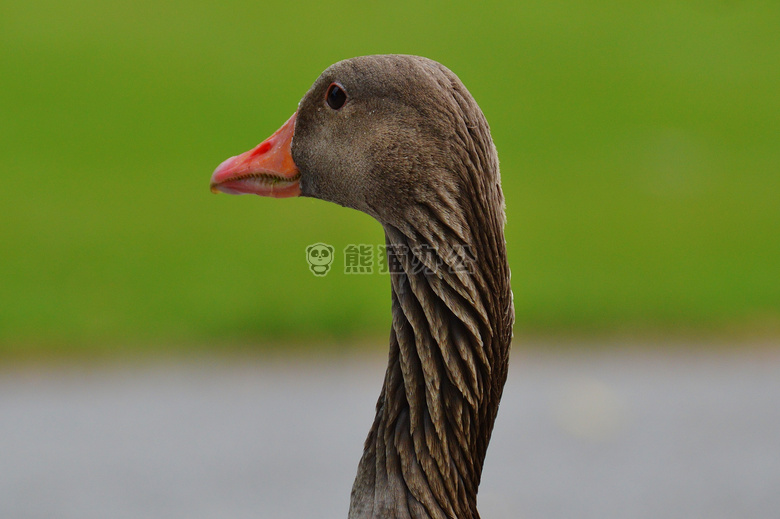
left=326, top=83, right=346, bottom=110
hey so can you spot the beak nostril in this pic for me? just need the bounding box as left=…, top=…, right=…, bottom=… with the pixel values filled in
left=252, top=141, right=273, bottom=157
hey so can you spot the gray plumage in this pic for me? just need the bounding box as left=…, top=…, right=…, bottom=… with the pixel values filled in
left=291, top=55, right=514, bottom=519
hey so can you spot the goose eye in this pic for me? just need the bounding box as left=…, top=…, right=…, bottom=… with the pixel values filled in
left=326, top=83, right=347, bottom=110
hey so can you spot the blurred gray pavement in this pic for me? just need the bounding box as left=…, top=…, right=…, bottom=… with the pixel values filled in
left=1, top=345, right=779, bottom=519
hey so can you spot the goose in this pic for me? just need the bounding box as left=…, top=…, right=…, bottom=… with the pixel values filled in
left=210, top=55, right=514, bottom=519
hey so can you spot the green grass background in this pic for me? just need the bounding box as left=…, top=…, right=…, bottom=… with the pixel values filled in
left=1, top=0, right=778, bottom=355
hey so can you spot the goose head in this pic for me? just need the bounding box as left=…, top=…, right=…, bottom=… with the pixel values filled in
left=211, top=55, right=501, bottom=233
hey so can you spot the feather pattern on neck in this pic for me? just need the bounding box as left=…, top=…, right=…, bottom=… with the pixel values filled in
left=349, top=144, right=513, bottom=519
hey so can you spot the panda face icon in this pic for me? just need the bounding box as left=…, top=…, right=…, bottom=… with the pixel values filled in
left=306, top=243, right=334, bottom=276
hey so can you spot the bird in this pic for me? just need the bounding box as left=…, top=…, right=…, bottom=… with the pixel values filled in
left=210, top=55, right=514, bottom=519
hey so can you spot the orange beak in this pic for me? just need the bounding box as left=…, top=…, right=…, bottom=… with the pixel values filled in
left=210, top=113, right=301, bottom=198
